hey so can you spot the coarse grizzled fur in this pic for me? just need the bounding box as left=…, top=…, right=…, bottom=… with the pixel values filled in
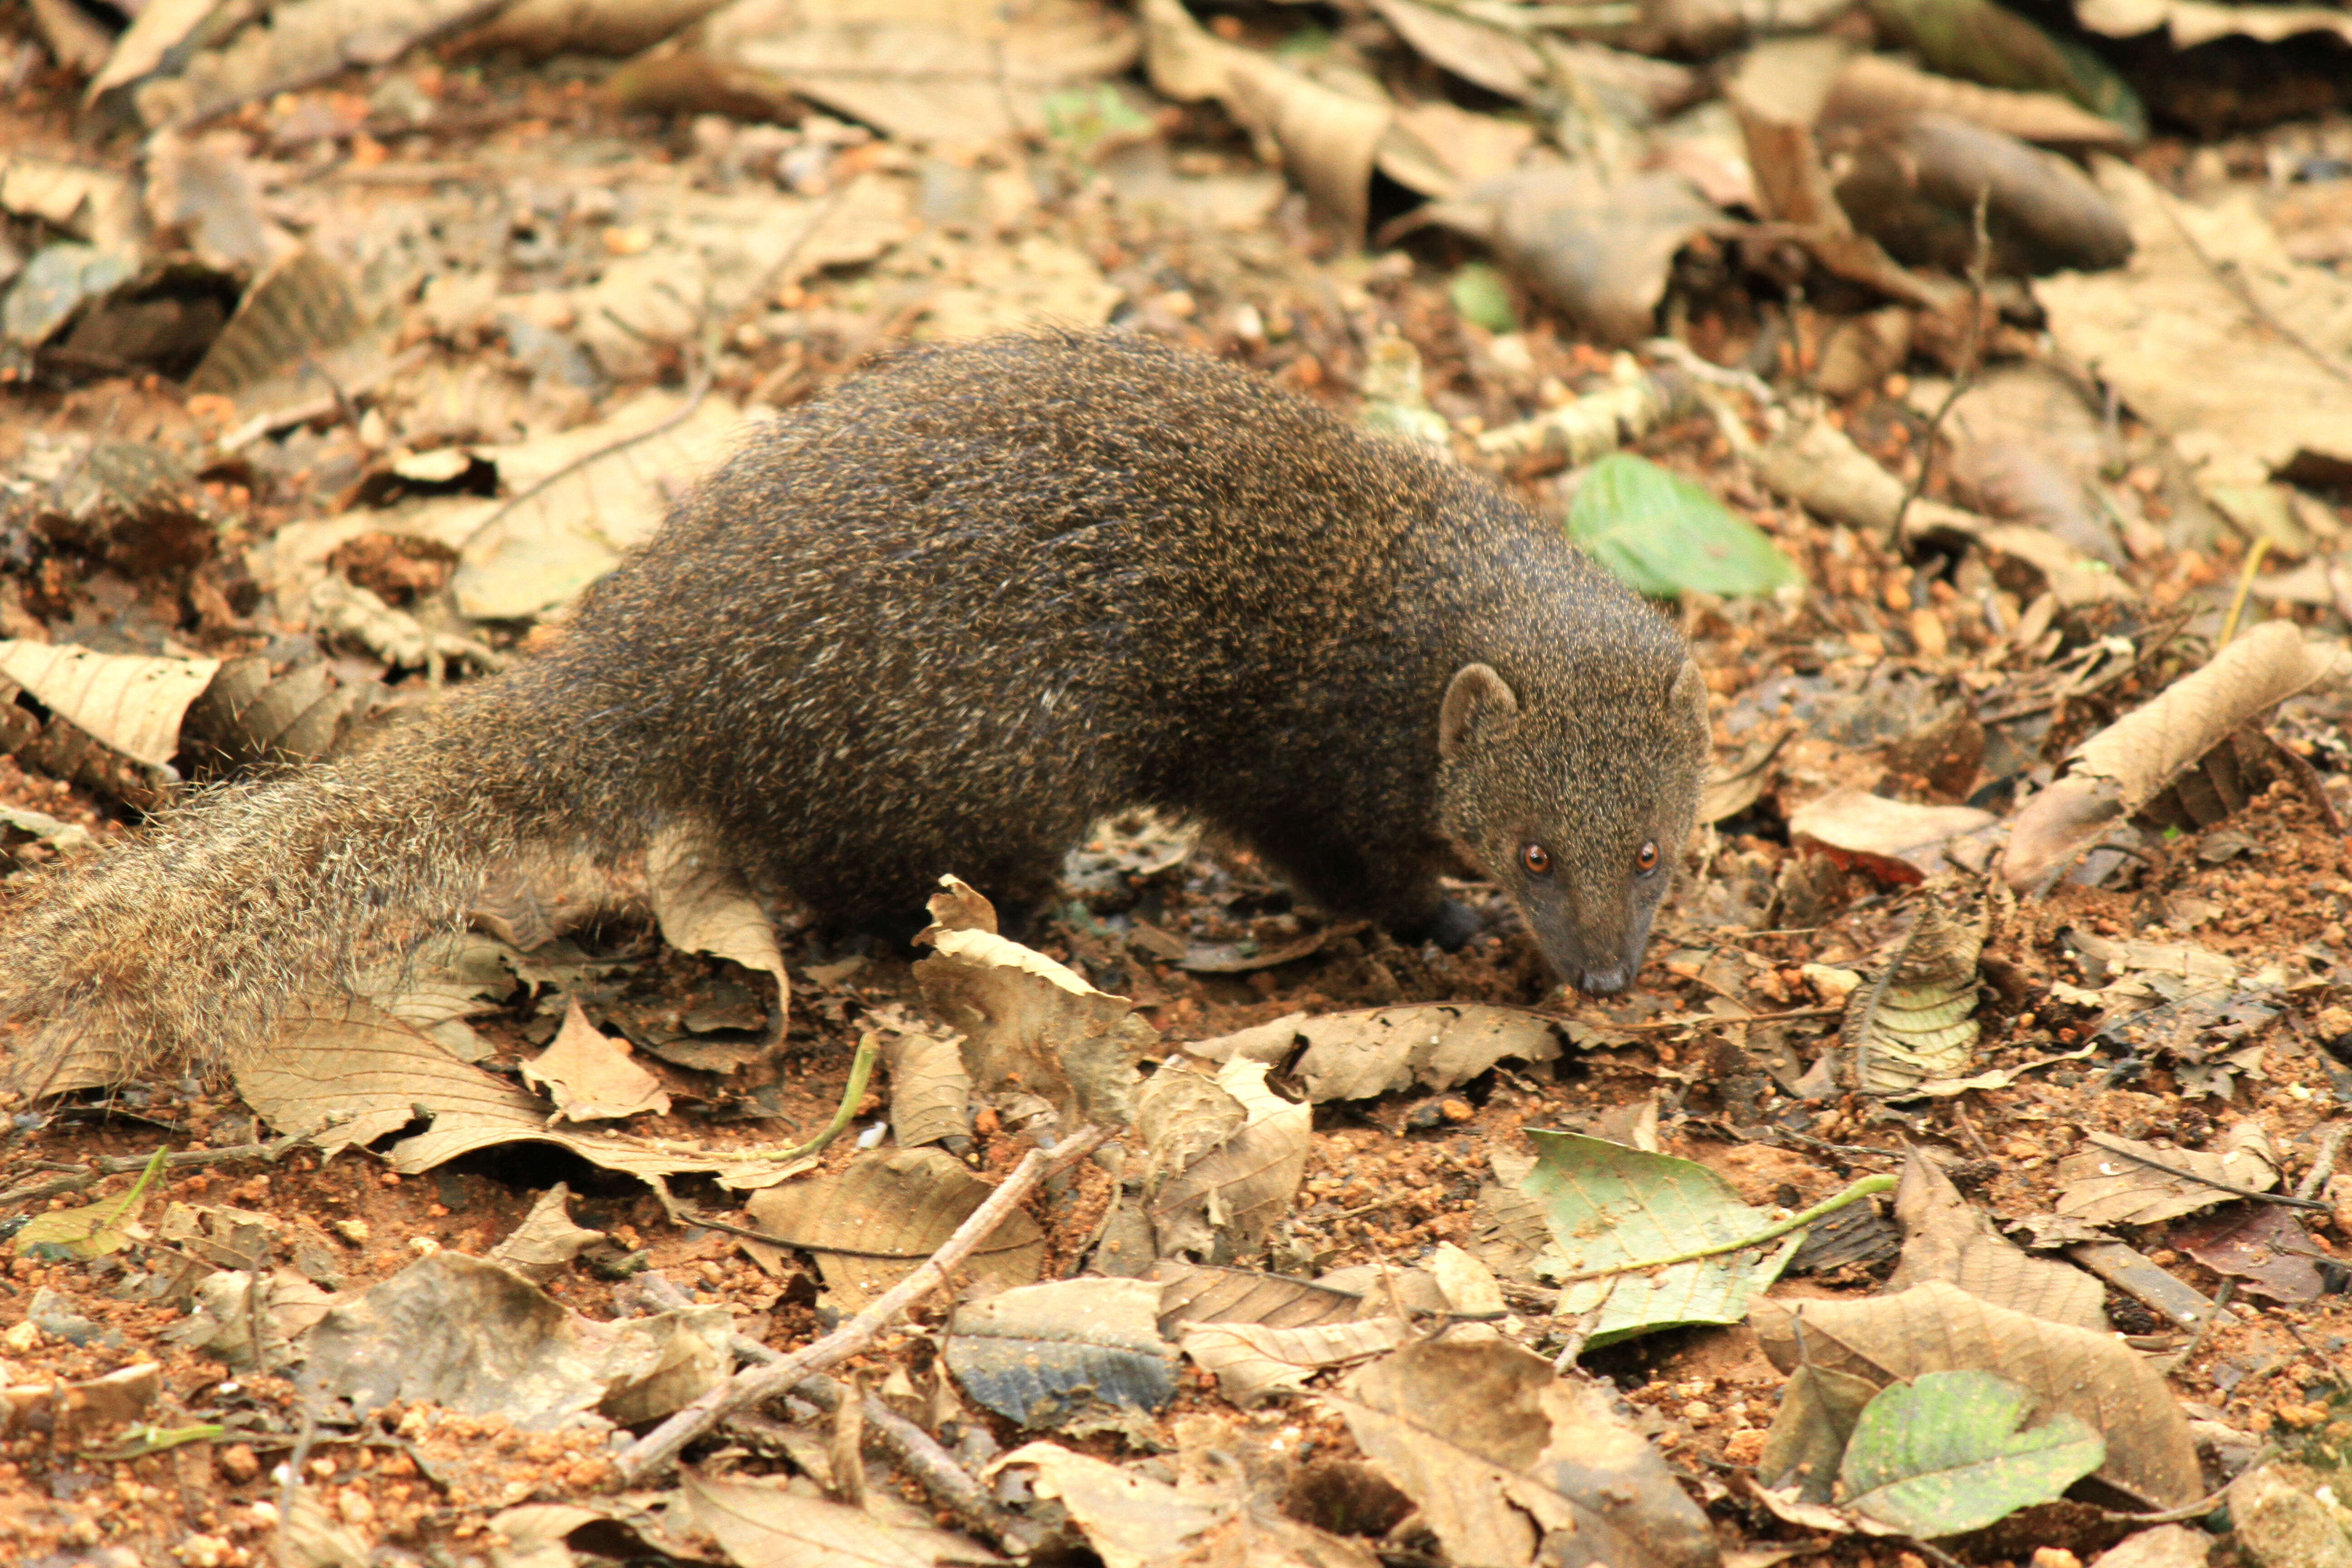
left=0, top=331, right=1708, bottom=1083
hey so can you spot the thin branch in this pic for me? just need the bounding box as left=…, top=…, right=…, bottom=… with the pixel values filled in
left=1890, top=185, right=1993, bottom=551
left=615, top=1123, right=1112, bottom=1484
left=2082, top=1132, right=2333, bottom=1212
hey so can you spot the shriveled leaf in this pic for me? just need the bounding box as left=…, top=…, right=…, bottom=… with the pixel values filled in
left=916, top=921, right=1146, bottom=1133
left=519, top=999, right=671, bottom=1123
left=131, top=0, right=508, bottom=128
left=2076, top=0, right=2352, bottom=50
left=1788, top=789, right=1996, bottom=885
left=1840, top=1370, right=2104, bottom=1537
left=1335, top=1341, right=1719, bottom=1568
left=1404, top=167, right=1717, bottom=346
left=642, top=819, right=788, bottom=1071
left=1884, top=1149, right=2105, bottom=1330
left=0, top=640, right=220, bottom=769
left=991, top=1443, right=1232, bottom=1568
left=0, top=242, right=136, bottom=346
left=686, top=1471, right=989, bottom=1568
left=945, top=1279, right=1177, bottom=1431
left=744, top=1148, right=1044, bottom=1311
left=2003, top=623, right=2352, bottom=891
left=1147, top=1058, right=1310, bottom=1257
left=1151, top=1260, right=1404, bottom=1336
left=878, top=1024, right=971, bottom=1150
left=448, top=389, right=745, bottom=619
left=2054, top=1123, right=2280, bottom=1225
left=1751, top=1280, right=2202, bottom=1509
left=1822, top=53, right=2136, bottom=148
left=1369, top=0, right=1546, bottom=100
left=1184, top=1002, right=1568, bottom=1102
left=485, top=1184, right=607, bottom=1287
left=1757, top=1360, right=1887, bottom=1502
left=299, top=1251, right=732, bottom=1428
left=1832, top=113, right=2132, bottom=276
left=2169, top=1202, right=2328, bottom=1306
left=1567, top=453, right=1801, bottom=598
left=1842, top=900, right=1986, bottom=1097
left=1525, top=1131, right=1803, bottom=1349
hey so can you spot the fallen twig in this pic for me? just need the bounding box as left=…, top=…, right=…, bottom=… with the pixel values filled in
left=616, top=1122, right=1112, bottom=1483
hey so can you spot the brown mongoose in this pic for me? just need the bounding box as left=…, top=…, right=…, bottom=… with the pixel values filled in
left=0, top=331, right=1709, bottom=1081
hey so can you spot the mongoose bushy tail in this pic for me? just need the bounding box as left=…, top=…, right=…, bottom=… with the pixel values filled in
left=0, top=330, right=1709, bottom=1083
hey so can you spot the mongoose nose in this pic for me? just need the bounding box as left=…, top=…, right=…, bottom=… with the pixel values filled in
left=1580, top=964, right=1629, bottom=994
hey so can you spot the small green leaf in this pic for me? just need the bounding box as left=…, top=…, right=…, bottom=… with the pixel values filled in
left=1840, top=1370, right=2105, bottom=1537
left=1449, top=264, right=1516, bottom=333
left=1566, top=453, right=1801, bottom=598
left=1040, top=83, right=1153, bottom=159
left=1522, top=1130, right=1803, bottom=1351
left=16, top=1147, right=169, bottom=1262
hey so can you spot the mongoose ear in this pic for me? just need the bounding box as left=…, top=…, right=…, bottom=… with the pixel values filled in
left=1668, top=658, right=1708, bottom=732
left=1440, top=663, right=1520, bottom=760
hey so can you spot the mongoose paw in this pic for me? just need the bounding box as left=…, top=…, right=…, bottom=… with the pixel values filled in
left=1415, top=897, right=1483, bottom=953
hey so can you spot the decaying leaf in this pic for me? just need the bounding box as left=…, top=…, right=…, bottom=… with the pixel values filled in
left=1333, top=1340, right=1720, bottom=1568
left=485, top=1184, right=608, bottom=1286
left=742, top=1147, right=1044, bottom=1311
left=1840, top=899, right=1987, bottom=1097
left=1147, top=1057, right=1311, bottom=1258
left=686, top=1470, right=995, bottom=1568
left=1186, top=1002, right=1568, bottom=1103
left=130, top=0, right=508, bottom=128
left=1525, top=1130, right=1805, bottom=1349
left=642, top=819, right=788, bottom=1071
left=1177, top=1317, right=1413, bottom=1409
left=877, top=1019, right=972, bottom=1151
left=0, top=639, right=219, bottom=769
left=916, top=889, right=1147, bottom=1132
left=1788, top=789, right=1996, bottom=885
left=2054, top=1123, right=2281, bottom=1225
left=944, top=1278, right=1177, bottom=1432
left=1751, top=1280, right=2203, bottom=1509
left=1884, top=1149, right=2105, bottom=1330
left=2003, top=622, right=2352, bottom=891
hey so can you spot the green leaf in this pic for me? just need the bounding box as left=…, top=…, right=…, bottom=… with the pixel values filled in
left=1449, top=264, right=1516, bottom=333
left=1840, top=1370, right=2106, bottom=1537
left=1521, top=1130, right=1803, bottom=1351
left=16, top=1147, right=169, bottom=1262
left=1565, top=454, right=1801, bottom=598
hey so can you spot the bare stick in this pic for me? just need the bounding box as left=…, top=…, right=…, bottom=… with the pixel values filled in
left=616, top=1123, right=1112, bottom=1483
left=1889, top=185, right=1993, bottom=552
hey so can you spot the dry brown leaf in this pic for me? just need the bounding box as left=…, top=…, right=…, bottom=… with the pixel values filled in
left=486, top=1184, right=607, bottom=1285
left=1830, top=113, right=2133, bottom=276
left=1148, top=1058, right=1310, bottom=1258
left=1842, top=900, right=1986, bottom=1096
left=1750, top=1280, right=2203, bottom=1509
left=993, top=1442, right=1372, bottom=1568
left=2075, top=0, right=2352, bottom=47
left=469, top=0, right=729, bottom=55
left=519, top=999, right=672, bottom=1122
left=1141, top=0, right=1392, bottom=235
left=2002, top=622, right=2352, bottom=891
left=1186, top=1003, right=1568, bottom=1104
left=743, top=1147, right=1044, bottom=1311
left=0, top=640, right=218, bottom=769
left=1788, top=789, right=1996, bottom=884
left=2035, top=157, right=2352, bottom=486
left=1883, top=1148, right=2106, bottom=1329
left=1401, top=166, right=1717, bottom=347
left=915, top=923, right=1147, bottom=1134
left=1370, top=0, right=1547, bottom=100
left=1335, top=1341, right=1720, bottom=1568
left=877, top=1023, right=971, bottom=1151
left=1150, top=1260, right=1407, bottom=1334
left=694, top=0, right=1139, bottom=146
left=142, top=129, right=290, bottom=275
left=686, top=1471, right=992, bottom=1568
left=233, top=995, right=807, bottom=1188
left=2054, top=1124, right=2280, bottom=1225
left=643, top=818, right=789, bottom=1071
left=1822, top=54, right=2135, bottom=149
left=1179, top=1317, right=1413, bottom=1407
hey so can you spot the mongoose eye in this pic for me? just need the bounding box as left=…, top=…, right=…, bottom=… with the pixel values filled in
left=1635, top=841, right=1661, bottom=875
left=1521, top=843, right=1552, bottom=876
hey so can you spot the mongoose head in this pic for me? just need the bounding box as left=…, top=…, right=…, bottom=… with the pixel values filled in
left=1436, top=657, right=1710, bottom=994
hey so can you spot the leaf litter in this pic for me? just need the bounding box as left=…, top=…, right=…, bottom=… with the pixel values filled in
left=5, top=1, right=2352, bottom=1564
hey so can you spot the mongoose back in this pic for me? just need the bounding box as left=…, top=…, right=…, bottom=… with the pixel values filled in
left=0, top=331, right=1709, bottom=1080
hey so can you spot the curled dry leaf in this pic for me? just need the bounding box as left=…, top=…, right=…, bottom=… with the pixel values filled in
left=995, top=1440, right=1376, bottom=1568
left=1788, top=789, right=1995, bottom=885
left=1369, top=0, right=1547, bottom=101
left=1842, top=899, right=1986, bottom=1097
left=1334, top=1341, right=1720, bottom=1568
left=1151, top=1260, right=1408, bottom=1336
left=915, top=919, right=1146, bottom=1133
left=0, top=639, right=219, bottom=769
left=1750, top=1280, right=2202, bottom=1510
left=2035, top=157, right=2352, bottom=485
left=1830, top=113, right=2133, bottom=276
left=1883, top=1148, right=2106, bottom=1330
left=2002, top=622, right=2352, bottom=892
left=643, top=818, right=788, bottom=1069
left=1148, top=1058, right=1312, bottom=1259
left=485, top=1184, right=607, bottom=1286
left=181, top=655, right=383, bottom=771
left=185, top=248, right=368, bottom=401
left=299, top=1250, right=732, bottom=1429
left=1401, top=166, right=1719, bottom=347
left=877, top=1023, right=971, bottom=1151
left=743, top=1147, right=1045, bottom=1312
left=685, top=1471, right=993, bottom=1568
left=131, top=0, right=515, bottom=129
left=1822, top=53, right=2136, bottom=149
left=1142, top=0, right=1393, bottom=236
left=1179, top=1317, right=1412, bottom=1408
left=2075, top=0, right=2352, bottom=49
